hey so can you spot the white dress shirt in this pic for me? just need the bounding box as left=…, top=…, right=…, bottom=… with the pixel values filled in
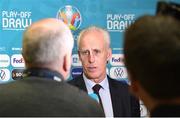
left=83, top=74, right=114, bottom=117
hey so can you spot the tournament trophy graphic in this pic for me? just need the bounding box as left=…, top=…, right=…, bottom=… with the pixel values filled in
left=57, top=5, right=82, bottom=31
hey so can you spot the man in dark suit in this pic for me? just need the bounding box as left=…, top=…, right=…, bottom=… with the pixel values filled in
left=124, top=15, right=180, bottom=116
left=0, top=18, right=104, bottom=117
left=68, top=26, right=140, bottom=117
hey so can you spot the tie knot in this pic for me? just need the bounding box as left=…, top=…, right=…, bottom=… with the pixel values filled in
left=92, top=84, right=102, bottom=94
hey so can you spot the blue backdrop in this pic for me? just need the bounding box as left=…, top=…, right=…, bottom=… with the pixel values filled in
left=1, top=0, right=180, bottom=116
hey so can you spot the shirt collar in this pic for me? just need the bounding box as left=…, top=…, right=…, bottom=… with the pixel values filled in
left=83, top=73, right=109, bottom=93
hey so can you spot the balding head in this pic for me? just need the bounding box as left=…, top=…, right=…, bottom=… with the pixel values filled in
left=22, top=18, right=74, bottom=78
left=26, top=18, right=68, bottom=34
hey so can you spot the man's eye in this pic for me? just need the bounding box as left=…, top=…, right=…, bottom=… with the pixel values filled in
left=81, top=51, right=89, bottom=55
left=94, top=50, right=101, bottom=54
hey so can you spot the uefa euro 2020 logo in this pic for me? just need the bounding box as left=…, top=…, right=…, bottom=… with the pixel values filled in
left=57, top=5, right=82, bottom=31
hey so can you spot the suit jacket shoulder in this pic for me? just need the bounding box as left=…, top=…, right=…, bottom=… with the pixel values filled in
left=68, top=74, right=87, bottom=92
left=0, top=76, right=104, bottom=117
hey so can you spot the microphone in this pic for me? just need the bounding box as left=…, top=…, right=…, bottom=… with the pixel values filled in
left=88, top=93, right=99, bottom=103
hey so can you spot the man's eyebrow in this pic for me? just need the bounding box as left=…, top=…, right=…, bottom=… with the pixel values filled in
left=79, top=48, right=103, bottom=50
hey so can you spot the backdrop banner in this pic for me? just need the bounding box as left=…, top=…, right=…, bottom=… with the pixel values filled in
left=1, top=0, right=179, bottom=116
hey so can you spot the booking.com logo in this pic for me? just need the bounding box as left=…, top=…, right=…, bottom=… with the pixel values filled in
left=57, top=5, right=82, bottom=31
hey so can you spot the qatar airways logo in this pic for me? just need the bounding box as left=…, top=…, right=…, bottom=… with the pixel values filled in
left=110, top=54, right=124, bottom=66
left=11, top=54, right=25, bottom=67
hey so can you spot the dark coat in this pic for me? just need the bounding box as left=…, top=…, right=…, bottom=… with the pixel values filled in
left=68, top=74, right=140, bottom=117
left=151, top=104, right=180, bottom=117
left=0, top=69, right=104, bottom=117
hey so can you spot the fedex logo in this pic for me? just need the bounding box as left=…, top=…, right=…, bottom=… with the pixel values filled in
left=11, top=54, right=25, bottom=67
left=13, top=58, right=24, bottom=63
left=72, top=54, right=82, bottom=66
left=110, top=54, right=124, bottom=66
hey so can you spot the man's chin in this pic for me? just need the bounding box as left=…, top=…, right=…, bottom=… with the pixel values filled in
left=86, top=73, right=99, bottom=80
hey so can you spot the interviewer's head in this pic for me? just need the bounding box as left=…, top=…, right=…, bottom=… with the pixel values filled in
left=22, top=18, right=74, bottom=79
left=124, top=15, right=180, bottom=111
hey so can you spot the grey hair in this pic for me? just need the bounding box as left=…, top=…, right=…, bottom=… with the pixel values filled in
left=77, top=26, right=111, bottom=49
left=22, top=21, right=74, bottom=65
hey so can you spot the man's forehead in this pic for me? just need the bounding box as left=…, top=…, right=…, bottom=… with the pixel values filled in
left=81, top=30, right=104, bottom=39
left=80, top=47, right=104, bottom=51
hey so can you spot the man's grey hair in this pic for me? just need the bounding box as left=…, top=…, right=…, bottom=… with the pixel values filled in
left=22, top=20, right=74, bottom=66
left=77, top=26, right=111, bottom=49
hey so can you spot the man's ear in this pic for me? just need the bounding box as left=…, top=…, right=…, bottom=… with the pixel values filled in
left=107, top=48, right=112, bottom=61
left=63, top=53, right=71, bottom=78
left=78, top=50, right=82, bottom=62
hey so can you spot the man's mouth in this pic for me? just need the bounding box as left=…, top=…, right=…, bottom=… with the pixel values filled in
left=87, top=67, right=97, bottom=72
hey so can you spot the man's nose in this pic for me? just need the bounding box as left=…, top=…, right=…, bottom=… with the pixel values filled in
left=88, top=51, right=95, bottom=63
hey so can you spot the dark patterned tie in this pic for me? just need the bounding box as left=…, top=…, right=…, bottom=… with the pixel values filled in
left=92, top=84, right=103, bottom=108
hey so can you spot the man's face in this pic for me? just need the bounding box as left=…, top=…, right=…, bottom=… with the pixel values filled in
left=78, top=30, right=111, bottom=82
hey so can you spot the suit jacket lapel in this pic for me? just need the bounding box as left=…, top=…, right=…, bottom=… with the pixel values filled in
left=108, top=77, right=119, bottom=116
left=108, top=76, right=122, bottom=116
